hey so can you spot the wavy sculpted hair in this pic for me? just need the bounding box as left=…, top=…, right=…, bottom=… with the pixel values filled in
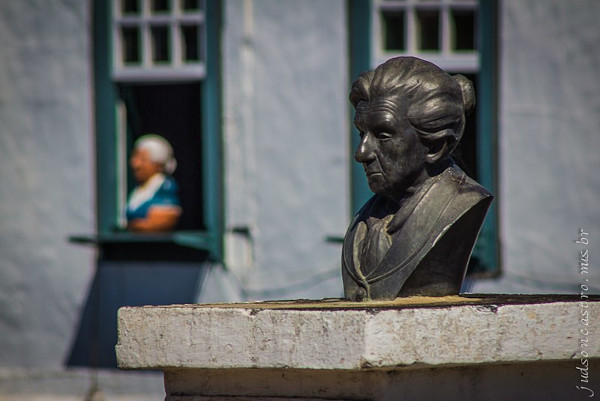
left=349, top=57, right=475, bottom=161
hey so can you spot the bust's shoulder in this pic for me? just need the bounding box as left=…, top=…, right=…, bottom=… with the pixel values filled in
left=427, top=165, right=493, bottom=232
left=440, top=164, right=493, bottom=202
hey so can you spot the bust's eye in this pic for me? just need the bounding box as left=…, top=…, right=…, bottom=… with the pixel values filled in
left=378, top=132, right=392, bottom=140
left=358, top=131, right=365, bottom=139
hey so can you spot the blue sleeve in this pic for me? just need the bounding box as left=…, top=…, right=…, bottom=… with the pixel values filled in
left=126, top=177, right=181, bottom=221
left=153, top=177, right=181, bottom=207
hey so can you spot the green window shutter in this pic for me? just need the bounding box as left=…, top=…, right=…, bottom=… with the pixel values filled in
left=470, top=0, right=500, bottom=275
left=93, top=0, right=118, bottom=234
left=201, top=0, right=224, bottom=262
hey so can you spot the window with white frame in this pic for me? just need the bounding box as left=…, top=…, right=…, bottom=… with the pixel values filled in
left=90, top=0, right=222, bottom=260
left=372, top=0, right=481, bottom=187
left=110, top=0, right=211, bottom=233
left=113, top=0, right=206, bottom=82
left=352, top=0, right=499, bottom=276
left=373, top=0, right=478, bottom=73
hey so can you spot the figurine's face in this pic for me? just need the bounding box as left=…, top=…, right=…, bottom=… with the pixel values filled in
left=354, top=96, right=429, bottom=199
left=130, top=147, right=162, bottom=184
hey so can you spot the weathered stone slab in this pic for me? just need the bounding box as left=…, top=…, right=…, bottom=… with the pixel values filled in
left=116, top=295, right=599, bottom=370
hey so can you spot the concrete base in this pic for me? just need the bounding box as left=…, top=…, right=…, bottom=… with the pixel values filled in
left=117, top=295, right=600, bottom=400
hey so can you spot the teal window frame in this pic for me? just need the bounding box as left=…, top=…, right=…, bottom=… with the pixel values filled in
left=348, top=0, right=499, bottom=275
left=92, top=0, right=223, bottom=262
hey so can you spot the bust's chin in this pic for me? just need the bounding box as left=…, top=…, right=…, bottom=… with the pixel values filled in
left=365, top=172, right=385, bottom=190
left=368, top=170, right=431, bottom=203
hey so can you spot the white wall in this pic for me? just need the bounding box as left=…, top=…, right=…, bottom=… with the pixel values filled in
left=472, top=0, right=600, bottom=294
left=0, top=1, right=164, bottom=399
left=201, top=0, right=349, bottom=301
left=0, top=0, right=94, bottom=368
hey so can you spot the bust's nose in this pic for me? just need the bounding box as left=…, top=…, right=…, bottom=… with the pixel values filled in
left=355, top=133, right=376, bottom=163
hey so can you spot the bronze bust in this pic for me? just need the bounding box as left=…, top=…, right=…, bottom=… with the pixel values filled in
left=342, top=57, right=493, bottom=301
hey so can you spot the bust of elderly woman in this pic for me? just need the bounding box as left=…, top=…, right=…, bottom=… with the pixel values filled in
left=126, top=134, right=181, bottom=232
left=342, top=57, right=493, bottom=301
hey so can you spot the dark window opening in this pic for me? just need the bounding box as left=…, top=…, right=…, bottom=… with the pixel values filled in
left=452, top=9, right=477, bottom=51
left=450, top=73, right=489, bottom=275
left=152, top=0, right=170, bottom=13
left=122, top=27, right=141, bottom=64
left=151, top=25, right=170, bottom=63
left=416, top=10, right=439, bottom=51
left=453, top=73, right=478, bottom=182
left=121, top=0, right=140, bottom=14
left=182, top=25, right=199, bottom=61
left=382, top=11, right=405, bottom=51
left=119, top=83, right=205, bottom=231
left=183, top=0, right=200, bottom=12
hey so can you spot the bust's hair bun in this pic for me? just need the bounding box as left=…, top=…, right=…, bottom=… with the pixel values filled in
left=454, top=74, right=476, bottom=116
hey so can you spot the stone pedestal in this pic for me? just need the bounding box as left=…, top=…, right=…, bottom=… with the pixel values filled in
left=116, top=295, right=599, bottom=400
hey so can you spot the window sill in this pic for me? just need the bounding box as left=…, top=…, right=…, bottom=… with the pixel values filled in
left=69, top=230, right=216, bottom=252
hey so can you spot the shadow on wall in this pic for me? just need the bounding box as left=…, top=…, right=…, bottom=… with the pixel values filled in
left=66, top=261, right=206, bottom=368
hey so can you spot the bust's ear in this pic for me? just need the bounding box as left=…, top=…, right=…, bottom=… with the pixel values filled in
left=425, top=129, right=455, bottom=164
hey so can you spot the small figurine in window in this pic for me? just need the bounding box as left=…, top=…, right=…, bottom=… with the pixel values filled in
left=126, top=134, right=181, bottom=232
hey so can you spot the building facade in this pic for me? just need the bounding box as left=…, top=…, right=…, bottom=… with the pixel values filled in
left=0, top=0, right=598, bottom=399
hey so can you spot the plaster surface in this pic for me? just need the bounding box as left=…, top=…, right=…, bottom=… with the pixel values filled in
left=0, top=368, right=164, bottom=401
left=212, top=0, right=349, bottom=302
left=471, top=0, right=600, bottom=294
left=0, top=1, right=171, bottom=399
left=0, top=0, right=94, bottom=368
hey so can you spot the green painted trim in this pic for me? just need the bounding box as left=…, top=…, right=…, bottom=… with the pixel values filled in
left=473, top=0, right=500, bottom=274
left=93, top=0, right=119, bottom=234
left=202, top=0, right=223, bottom=262
left=348, top=0, right=373, bottom=215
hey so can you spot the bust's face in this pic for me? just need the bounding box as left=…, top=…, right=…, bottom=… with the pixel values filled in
left=353, top=96, right=429, bottom=200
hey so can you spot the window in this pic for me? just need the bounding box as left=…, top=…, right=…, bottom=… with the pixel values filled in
left=374, top=0, right=478, bottom=72
left=66, top=0, right=220, bottom=369
left=112, top=0, right=206, bottom=82
left=349, top=0, right=499, bottom=276
left=90, top=0, right=222, bottom=261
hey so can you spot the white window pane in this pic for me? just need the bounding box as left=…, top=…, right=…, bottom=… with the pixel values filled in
left=113, top=0, right=205, bottom=80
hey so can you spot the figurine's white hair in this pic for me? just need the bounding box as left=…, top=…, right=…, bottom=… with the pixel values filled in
left=134, top=134, right=177, bottom=175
